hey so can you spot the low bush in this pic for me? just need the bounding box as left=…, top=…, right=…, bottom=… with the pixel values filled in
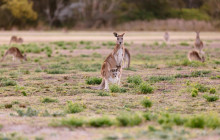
left=209, top=88, right=216, bottom=94
left=191, top=89, right=198, bottom=97
left=59, top=117, right=85, bottom=127
left=17, top=107, right=39, bottom=117
left=138, top=82, right=154, bottom=94
left=109, top=85, right=127, bottom=93
left=148, top=76, right=174, bottom=83
left=141, top=97, right=153, bottom=108
left=65, top=101, right=85, bottom=113
left=190, top=70, right=211, bottom=77
left=203, top=94, right=219, bottom=102
left=47, top=69, right=65, bottom=74
left=127, top=75, right=142, bottom=85
left=41, top=97, right=58, bottom=103
left=88, top=117, right=114, bottom=127
left=86, top=77, right=102, bottom=85
left=0, top=77, right=17, bottom=87
left=98, top=91, right=110, bottom=96
left=116, top=113, right=142, bottom=127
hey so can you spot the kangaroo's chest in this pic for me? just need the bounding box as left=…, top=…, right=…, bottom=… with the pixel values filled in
left=108, top=76, right=119, bottom=84
left=195, top=39, right=201, bottom=46
left=114, top=48, right=124, bottom=66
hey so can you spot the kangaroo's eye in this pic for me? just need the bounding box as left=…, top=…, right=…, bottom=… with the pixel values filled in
left=117, top=38, right=119, bottom=40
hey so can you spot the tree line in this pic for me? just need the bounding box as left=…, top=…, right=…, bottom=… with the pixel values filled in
left=0, top=0, right=219, bottom=29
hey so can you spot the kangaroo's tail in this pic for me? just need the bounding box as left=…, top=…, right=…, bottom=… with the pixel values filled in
left=124, top=48, right=131, bottom=68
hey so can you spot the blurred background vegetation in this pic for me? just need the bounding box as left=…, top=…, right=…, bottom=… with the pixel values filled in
left=0, top=0, right=220, bottom=30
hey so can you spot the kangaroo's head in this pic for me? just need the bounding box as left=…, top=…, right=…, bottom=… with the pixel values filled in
left=113, top=32, right=125, bottom=45
left=110, top=68, right=119, bottom=78
left=23, top=54, right=27, bottom=61
left=17, top=38, right=23, bottom=43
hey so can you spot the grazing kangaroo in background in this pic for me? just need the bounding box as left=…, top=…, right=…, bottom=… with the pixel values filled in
left=88, top=32, right=125, bottom=90
left=188, top=31, right=205, bottom=62
left=164, top=31, right=170, bottom=42
left=9, top=36, right=23, bottom=45
left=123, top=48, right=131, bottom=68
left=188, top=50, right=205, bottom=62
left=1, top=47, right=27, bottom=62
left=194, top=31, right=203, bottom=52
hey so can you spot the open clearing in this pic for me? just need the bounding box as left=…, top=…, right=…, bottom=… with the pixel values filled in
left=0, top=31, right=219, bottom=140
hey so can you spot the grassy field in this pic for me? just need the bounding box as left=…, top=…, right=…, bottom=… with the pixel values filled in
left=0, top=31, right=219, bottom=140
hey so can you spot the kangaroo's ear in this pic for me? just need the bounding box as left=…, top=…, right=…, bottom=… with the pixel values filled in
left=121, top=33, right=125, bottom=36
left=113, top=32, right=118, bottom=37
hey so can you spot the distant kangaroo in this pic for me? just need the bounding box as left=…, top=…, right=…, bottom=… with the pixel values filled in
left=1, top=47, right=27, bottom=62
left=188, top=50, right=205, bottom=62
left=123, top=48, right=130, bottom=68
left=9, top=36, right=24, bottom=45
left=194, top=31, right=203, bottom=51
left=164, top=31, right=170, bottom=42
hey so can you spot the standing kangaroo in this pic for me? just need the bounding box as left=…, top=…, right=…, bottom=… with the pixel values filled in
left=9, top=36, right=24, bottom=45
left=188, top=31, right=205, bottom=62
left=164, top=31, right=170, bottom=42
left=88, top=32, right=125, bottom=90
left=194, top=31, right=203, bottom=51
left=1, top=47, right=27, bottom=62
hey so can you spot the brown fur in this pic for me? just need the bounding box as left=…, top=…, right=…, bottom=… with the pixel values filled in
left=164, top=32, right=169, bottom=42
left=88, top=33, right=126, bottom=90
left=194, top=32, right=203, bottom=50
left=188, top=50, right=205, bottom=62
left=1, top=47, right=27, bottom=62
left=9, top=36, right=24, bottom=45
left=123, top=48, right=131, bottom=68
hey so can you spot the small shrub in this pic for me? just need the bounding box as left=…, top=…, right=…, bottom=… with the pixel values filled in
left=179, top=42, right=189, bottom=46
left=158, top=113, right=186, bottom=126
left=138, top=82, right=154, bottom=94
left=116, top=113, right=142, bottom=126
left=205, top=113, right=220, bottom=129
left=59, top=117, right=84, bottom=127
left=41, top=97, right=58, bottom=103
left=141, top=97, right=152, bottom=108
left=191, top=89, right=198, bottom=97
left=110, top=85, right=127, bottom=93
left=86, top=77, right=102, bottom=85
left=65, top=101, right=85, bottom=113
left=0, top=77, right=17, bottom=87
left=47, top=69, right=65, bottom=74
left=17, top=107, right=39, bottom=117
left=193, top=83, right=209, bottom=92
left=98, top=91, right=110, bottom=96
left=143, top=112, right=157, bottom=121
left=203, top=94, right=219, bottom=102
left=89, top=117, right=114, bottom=127
left=190, top=70, right=211, bottom=77
left=127, top=75, right=142, bottom=85
left=209, top=88, right=216, bottom=94
left=21, top=91, right=27, bottom=96
left=35, top=68, right=42, bottom=73
left=149, top=76, right=174, bottom=83
left=5, top=104, right=13, bottom=108
left=185, top=115, right=205, bottom=128
left=210, top=75, right=220, bottom=80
